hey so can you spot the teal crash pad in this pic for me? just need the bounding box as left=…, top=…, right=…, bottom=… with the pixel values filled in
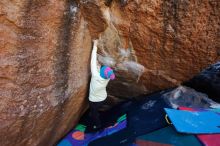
left=137, top=126, right=201, bottom=146
left=164, top=108, right=220, bottom=134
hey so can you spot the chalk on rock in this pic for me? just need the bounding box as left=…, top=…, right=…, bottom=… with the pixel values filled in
left=98, top=55, right=116, bottom=67
left=122, top=61, right=145, bottom=76
left=118, top=48, right=130, bottom=58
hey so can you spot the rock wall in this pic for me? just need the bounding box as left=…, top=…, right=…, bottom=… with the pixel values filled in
left=0, top=0, right=219, bottom=145
left=0, top=0, right=91, bottom=145
left=83, top=0, right=220, bottom=98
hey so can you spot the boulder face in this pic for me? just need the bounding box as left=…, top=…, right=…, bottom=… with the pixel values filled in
left=0, top=0, right=91, bottom=146
left=0, top=0, right=219, bottom=145
left=89, top=0, right=220, bottom=98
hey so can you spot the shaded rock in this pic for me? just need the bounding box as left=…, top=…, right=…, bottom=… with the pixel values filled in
left=184, top=62, right=220, bottom=102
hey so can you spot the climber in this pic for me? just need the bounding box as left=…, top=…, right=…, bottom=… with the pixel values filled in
left=88, top=40, right=115, bottom=131
left=105, top=0, right=128, bottom=7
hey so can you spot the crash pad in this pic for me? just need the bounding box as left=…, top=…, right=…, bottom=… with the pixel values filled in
left=89, top=91, right=172, bottom=146
left=178, top=106, right=220, bottom=113
left=57, top=114, right=127, bottom=146
left=89, top=128, right=135, bottom=146
left=136, top=126, right=201, bottom=146
left=179, top=107, right=220, bottom=146
left=135, top=140, right=172, bottom=146
left=197, top=134, right=220, bottom=146
left=165, top=108, right=220, bottom=134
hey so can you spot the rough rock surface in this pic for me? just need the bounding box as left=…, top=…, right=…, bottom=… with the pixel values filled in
left=0, top=0, right=91, bottom=145
left=0, top=0, right=219, bottom=145
left=90, top=0, right=220, bottom=98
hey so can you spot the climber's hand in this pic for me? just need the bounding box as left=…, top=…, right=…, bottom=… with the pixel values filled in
left=93, top=40, right=98, bottom=47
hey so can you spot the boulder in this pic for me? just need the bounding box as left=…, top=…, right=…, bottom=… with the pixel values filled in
left=0, top=1, right=91, bottom=145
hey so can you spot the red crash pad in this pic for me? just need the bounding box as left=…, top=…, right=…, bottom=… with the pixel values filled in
left=179, top=106, right=220, bottom=146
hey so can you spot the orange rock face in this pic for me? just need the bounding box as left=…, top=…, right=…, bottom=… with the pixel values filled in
left=0, top=0, right=91, bottom=145
left=84, top=0, right=220, bottom=98
left=0, top=0, right=219, bottom=145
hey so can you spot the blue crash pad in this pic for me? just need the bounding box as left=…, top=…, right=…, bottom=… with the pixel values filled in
left=164, top=108, right=220, bottom=134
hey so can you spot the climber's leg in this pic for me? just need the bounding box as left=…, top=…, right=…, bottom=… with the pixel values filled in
left=89, top=101, right=105, bottom=129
